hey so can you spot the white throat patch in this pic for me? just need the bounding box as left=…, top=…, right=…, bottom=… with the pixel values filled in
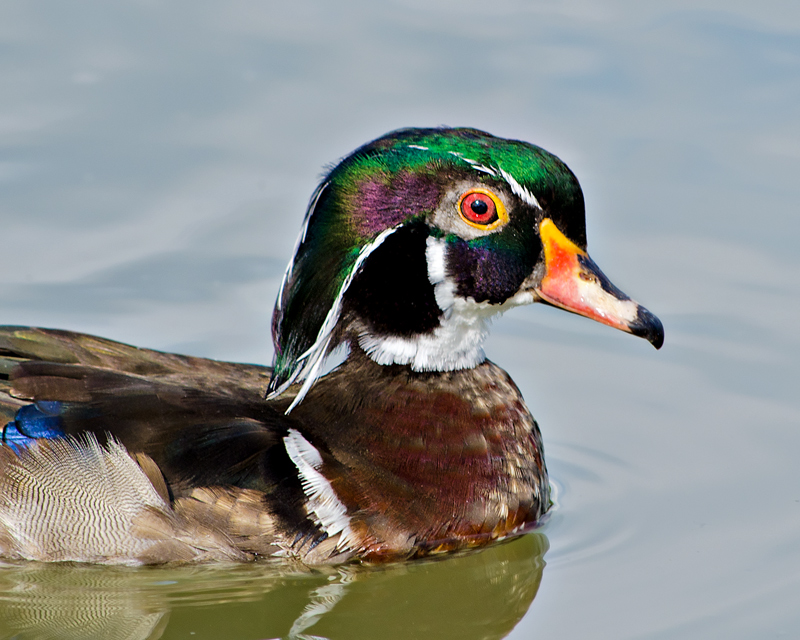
left=357, top=236, right=526, bottom=372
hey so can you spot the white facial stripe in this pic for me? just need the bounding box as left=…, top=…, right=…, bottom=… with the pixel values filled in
left=407, top=144, right=428, bottom=150
left=283, top=429, right=359, bottom=553
left=425, top=234, right=447, bottom=284
left=271, top=225, right=402, bottom=409
left=425, top=236, right=456, bottom=315
left=447, top=153, right=541, bottom=211
left=498, top=168, right=542, bottom=209
left=448, top=151, right=497, bottom=176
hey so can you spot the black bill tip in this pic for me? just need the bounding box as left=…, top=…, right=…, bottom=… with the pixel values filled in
left=629, top=306, right=664, bottom=350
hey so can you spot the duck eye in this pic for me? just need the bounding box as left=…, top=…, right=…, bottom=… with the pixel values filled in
left=457, top=188, right=508, bottom=230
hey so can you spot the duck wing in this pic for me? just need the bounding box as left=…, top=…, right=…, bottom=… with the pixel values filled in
left=0, top=327, right=287, bottom=490
left=0, top=327, right=322, bottom=563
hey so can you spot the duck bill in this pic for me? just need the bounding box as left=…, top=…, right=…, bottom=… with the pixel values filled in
left=534, top=218, right=664, bottom=349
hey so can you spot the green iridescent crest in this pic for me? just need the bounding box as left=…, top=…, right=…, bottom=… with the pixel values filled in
left=267, top=128, right=583, bottom=408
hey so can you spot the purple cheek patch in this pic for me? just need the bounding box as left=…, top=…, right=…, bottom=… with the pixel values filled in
left=352, top=172, right=440, bottom=237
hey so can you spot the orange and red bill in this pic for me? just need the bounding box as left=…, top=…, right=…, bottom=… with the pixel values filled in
left=534, top=218, right=664, bottom=349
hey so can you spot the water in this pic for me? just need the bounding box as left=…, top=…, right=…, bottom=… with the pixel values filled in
left=0, top=535, right=548, bottom=639
left=1, top=1, right=799, bottom=638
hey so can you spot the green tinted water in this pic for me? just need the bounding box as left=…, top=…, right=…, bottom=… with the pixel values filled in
left=0, top=534, right=547, bottom=640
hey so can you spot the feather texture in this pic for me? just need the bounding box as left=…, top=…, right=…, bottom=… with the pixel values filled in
left=0, top=434, right=286, bottom=564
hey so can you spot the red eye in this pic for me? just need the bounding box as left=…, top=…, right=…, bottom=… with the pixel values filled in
left=457, top=188, right=507, bottom=230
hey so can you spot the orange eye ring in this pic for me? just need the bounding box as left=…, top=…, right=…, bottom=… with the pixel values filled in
left=457, top=188, right=509, bottom=231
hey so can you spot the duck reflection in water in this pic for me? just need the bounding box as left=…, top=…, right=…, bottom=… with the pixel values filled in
left=0, top=534, right=548, bottom=640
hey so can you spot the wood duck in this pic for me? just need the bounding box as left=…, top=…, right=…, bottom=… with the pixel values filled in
left=0, top=128, right=663, bottom=565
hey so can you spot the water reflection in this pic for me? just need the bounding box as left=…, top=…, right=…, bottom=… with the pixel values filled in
left=0, top=533, right=548, bottom=640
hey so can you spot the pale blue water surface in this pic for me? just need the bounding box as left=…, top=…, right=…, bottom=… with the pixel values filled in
left=1, top=2, right=799, bottom=638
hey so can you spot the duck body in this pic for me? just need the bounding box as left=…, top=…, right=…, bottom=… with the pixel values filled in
left=0, top=128, right=662, bottom=565
left=0, top=331, right=545, bottom=564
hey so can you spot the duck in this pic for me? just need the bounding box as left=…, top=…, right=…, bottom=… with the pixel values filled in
left=0, top=127, right=663, bottom=565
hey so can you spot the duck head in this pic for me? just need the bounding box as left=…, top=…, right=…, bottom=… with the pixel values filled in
left=269, top=128, right=663, bottom=409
